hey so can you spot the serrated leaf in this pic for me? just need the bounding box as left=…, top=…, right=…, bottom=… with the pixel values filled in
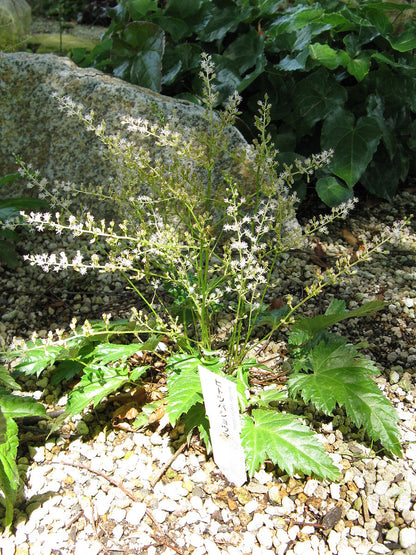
left=252, top=306, right=291, bottom=330
left=89, top=342, right=144, bottom=365
left=241, top=409, right=340, bottom=480
left=321, top=108, right=381, bottom=187
left=293, top=299, right=386, bottom=338
left=0, top=413, right=20, bottom=527
left=66, top=364, right=135, bottom=416
left=166, top=354, right=204, bottom=425
left=0, top=366, right=21, bottom=391
left=14, top=346, right=63, bottom=376
left=0, top=390, right=46, bottom=419
left=287, top=341, right=401, bottom=456
left=249, top=388, right=288, bottom=408
left=182, top=402, right=211, bottom=452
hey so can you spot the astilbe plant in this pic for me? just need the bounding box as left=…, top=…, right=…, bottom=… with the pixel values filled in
left=2, top=55, right=411, bottom=518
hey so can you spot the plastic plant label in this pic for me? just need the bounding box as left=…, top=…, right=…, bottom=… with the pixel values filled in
left=198, top=365, right=247, bottom=486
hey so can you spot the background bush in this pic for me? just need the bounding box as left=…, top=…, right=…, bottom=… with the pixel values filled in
left=71, top=0, right=416, bottom=206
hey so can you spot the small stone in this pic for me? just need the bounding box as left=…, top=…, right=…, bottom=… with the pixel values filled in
left=112, top=524, right=123, bottom=540
left=374, top=481, right=390, bottom=495
left=189, top=533, right=204, bottom=548
left=395, top=492, right=412, bottom=512
left=204, top=538, right=222, bottom=555
left=322, top=505, right=343, bottom=530
left=303, top=479, right=319, bottom=497
left=327, top=530, right=340, bottom=553
left=247, top=513, right=265, bottom=532
left=268, top=485, right=281, bottom=504
left=399, top=527, right=416, bottom=549
left=366, top=494, right=379, bottom=514
left=346, top=509, right=360, bottom=521
left=330, top=483, right=341, bottom=500
left=385, top=527, right=399, bottom=543
left=235, top=487, right=252, bottom=505
left=76, top=421, right=89, bottom=436
left=350, top=526, right=366, bottom=538
left=244, top=499, right=258, bottom=514
left=190, top=470, right=208, bottom=483
left=126, top=502, right=146, bottom=525
left=257, top=526, right=273, bottom=549
left=152, top=509, right=167, bottom=523
left=109, top=507, right=126, bottom=522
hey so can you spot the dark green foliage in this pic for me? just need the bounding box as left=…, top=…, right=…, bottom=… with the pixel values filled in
left=72, top=0, right=416, bottom=205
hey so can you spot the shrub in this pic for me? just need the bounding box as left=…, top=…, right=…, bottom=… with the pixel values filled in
left=72, top=0, right=416, bottom=205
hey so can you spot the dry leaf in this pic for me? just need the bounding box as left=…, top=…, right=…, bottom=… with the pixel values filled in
left=269, top=297, right=285, bottom=310
left=314, top=239, right=326, bottom=258
left=342, top=229, right=358, bottom=246
left=310, top=254, right=330, bottom=269
left=112, top=402, right=139, bottom=421
left=148, top=402, right=167, bottom=424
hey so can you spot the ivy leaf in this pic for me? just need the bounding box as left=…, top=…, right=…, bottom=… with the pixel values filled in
left=241, top=409, right=340, bottom=480
left=111, top=21, right=165, bottom=91
left=292, top=69, right=347, bottom=135
left=316, top=176, right=354, bottom=207
left=321, top=108, right=382, bottom=187
left=288, top=342, right=401, bottom=456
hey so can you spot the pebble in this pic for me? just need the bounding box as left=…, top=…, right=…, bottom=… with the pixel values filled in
left=399, top=527, right=416, bottom=549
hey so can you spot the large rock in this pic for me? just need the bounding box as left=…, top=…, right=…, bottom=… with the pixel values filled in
left=0, top=0, right=31, bottom=50
left=0, top=52, right=251, bottom=198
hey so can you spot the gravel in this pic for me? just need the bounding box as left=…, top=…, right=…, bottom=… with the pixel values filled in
left=0, top=191, right=416, bottom=554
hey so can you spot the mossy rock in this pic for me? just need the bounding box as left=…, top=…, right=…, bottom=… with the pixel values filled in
left=27, top=33, right=99, bottom=54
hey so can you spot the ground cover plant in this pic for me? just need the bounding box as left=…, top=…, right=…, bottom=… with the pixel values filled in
left=71, top=0, right=416, bottom=206
left=0, top=55, right=411, bottom=530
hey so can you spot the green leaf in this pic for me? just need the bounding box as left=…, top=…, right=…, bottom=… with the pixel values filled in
left=112, top=22, right=165, bottom=91
left=309, top=43, right=350, bottom=70
left=387, top=28, right=416, bottom=52
left=66, top=363, right=147, bottom=416
left=50, top=360, right=84, bottom=385
left=14, top=346, right=63, bottom=376
left=0, top=239, right=19, bottom=268
left=287, top=342, right=401, bottom=456
left=346, top=52, right=371, bottom=82
left=316, top=176, right=354, bottom=207
left=0, top=173, right=19, bottom=187
left=321, top=108, right=381, bottom=187
left=252, top=305, right=290, bottom=330
left=249, top=388, right=288, bottom=408
left=292, top=299, right=386, bottom=338
left=0, top=366, right=20, bottom=391
left=0, top=413, right=19, bottom=530
left=166, top=354, right=204, bottom=425
left=292, top=69, right=347, bottom=134
left=196, top=4, right=251, bottom=42
left=182, top=402, right=211, bottom=451
left=224, top=29, right=265, bottom=74
left=0, top=390, right=46, bottom=419
left=89, top=342, right=144, bottom=365
left=241, top=409, right=340, bottom=480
